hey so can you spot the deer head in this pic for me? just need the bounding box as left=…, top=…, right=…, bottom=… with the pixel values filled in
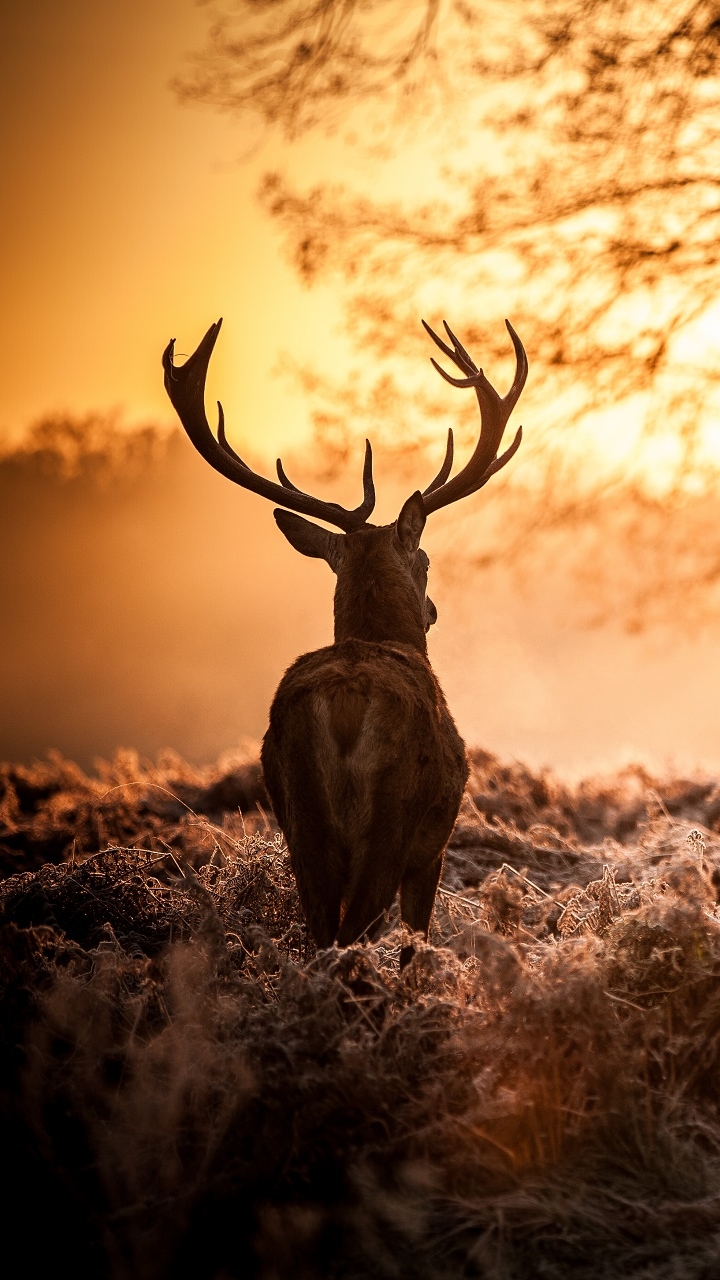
left=162, top=319, right=527, bottom=655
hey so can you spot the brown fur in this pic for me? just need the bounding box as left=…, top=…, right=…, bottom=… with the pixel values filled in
left=163, top=316, right=526, bottom=967
left=332, top=524, right=430, bottom=652
left=261, top=501, right=469, bottom=964
left=326, top=686, right=367, bottom=757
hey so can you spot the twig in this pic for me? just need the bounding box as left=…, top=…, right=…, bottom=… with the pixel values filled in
left=499, top=863, right=566, bottom=910
left=437, top=886, right=485, bottom=914
left=255, top=801, right=273, bottom=836
left=603, top=990, right=647, bottom=1012
left=647, top=789, right=676, bottom=824
left=99, top=779, right=200, bottom=818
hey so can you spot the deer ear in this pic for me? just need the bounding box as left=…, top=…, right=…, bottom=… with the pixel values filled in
left=395, top=491, right=426, bottom=553
left=273, top=510, right=344, bottom=570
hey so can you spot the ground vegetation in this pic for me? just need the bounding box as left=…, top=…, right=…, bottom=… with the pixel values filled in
left=3, top=745, right=720, bottom=1276
left=178, top=1, right=720, bottom=625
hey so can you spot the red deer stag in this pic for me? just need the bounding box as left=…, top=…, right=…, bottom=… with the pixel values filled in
left=163, top=317, right=527, bottom=966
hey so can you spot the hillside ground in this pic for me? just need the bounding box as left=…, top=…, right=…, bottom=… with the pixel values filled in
left=3, top=746, right=720, bottom=1278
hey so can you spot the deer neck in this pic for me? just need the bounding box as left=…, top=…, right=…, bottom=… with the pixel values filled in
left=332, top=565, right=428, bottom=655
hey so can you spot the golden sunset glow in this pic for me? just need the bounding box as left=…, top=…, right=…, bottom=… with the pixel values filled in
left=5, top=0, right=720, bottom=775
left=1, top=0, right=356, bottom=457
left=4, top=1, right=720, bottom=482
left=8, top=10, right=720, bottom=1271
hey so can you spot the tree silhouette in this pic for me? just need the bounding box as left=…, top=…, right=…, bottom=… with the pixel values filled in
left=178, top=0, right=720, bottom=626
left=177, top=0, right=441, bottom=135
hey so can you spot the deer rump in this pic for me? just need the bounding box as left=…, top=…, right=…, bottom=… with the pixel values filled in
left=164, top=314, right=527, bottom=965
left=262, top=637, right=468, bottom=953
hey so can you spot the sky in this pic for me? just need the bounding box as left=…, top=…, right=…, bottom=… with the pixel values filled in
left=5, top=0, right=720, bottom=777
left=0, top=0, right=351, bottom=456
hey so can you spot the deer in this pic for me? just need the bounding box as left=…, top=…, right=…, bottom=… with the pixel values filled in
left=162, top=317, right=527, bottom=966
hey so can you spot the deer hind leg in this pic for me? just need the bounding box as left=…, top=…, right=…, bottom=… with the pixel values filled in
left=288, top=835, right=344, bottom=949
left=274, top=808, right=346, bottom=949
left=399, top=855, right=445, bottom=968
left=334, top=850, right=402, bottom=949
left=261, top=717, right=344, bottom=950
left=333, top=757, right=415, bottom=948
left=398, top=794, right=462, bottom=967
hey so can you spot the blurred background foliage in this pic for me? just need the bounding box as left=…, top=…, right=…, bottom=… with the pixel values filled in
left=177, top=0, right=720, bottom=625
left=6, top=2, right=720, bottom=765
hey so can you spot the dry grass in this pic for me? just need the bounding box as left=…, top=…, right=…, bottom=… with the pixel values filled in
left=3, top=746, right=720, bottom=1277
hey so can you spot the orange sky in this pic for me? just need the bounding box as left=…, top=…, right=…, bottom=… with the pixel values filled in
left=6, top=1, right=720, bottom=777
left=5, top=3, right=717, bottom=481
left=1, top=0, right=355, bottom=456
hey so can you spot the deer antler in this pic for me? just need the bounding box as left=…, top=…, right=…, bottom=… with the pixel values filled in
left=420, top=319, right=527, bottom=514
left=162, top=320, right=376, bottom=532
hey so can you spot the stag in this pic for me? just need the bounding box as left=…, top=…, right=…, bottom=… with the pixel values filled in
left=163, top=317, right=527, bottom=966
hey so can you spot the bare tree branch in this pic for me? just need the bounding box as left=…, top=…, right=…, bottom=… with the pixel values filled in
left=179, top=0, right=720, bottom=625
left=176, top=0, right=441, bottom=135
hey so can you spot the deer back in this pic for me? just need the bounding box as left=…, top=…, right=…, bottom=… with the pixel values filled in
left=261, top=636, right=468, bottom=952
left=163, top=315, right=527, bottom=962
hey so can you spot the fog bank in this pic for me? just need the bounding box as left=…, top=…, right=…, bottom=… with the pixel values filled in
left=2, top=430, right=720, bottom=777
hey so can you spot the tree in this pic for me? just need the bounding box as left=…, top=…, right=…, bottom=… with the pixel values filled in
left=178, top=0, right=720, bottom=626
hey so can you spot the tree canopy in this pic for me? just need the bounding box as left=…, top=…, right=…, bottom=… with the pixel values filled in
left=178, top=1, right=720, bottom=626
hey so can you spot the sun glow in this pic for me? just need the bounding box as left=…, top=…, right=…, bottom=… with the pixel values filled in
left=4, top=0, right=720, bottom=496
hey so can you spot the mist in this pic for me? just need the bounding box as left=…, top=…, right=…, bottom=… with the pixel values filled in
left=2, top=422, right=720, bottom=777
left=0, top=426, right=330, bottom=766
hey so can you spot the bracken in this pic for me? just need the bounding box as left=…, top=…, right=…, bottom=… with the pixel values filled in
left=3, top=746, right=720, bottom=1278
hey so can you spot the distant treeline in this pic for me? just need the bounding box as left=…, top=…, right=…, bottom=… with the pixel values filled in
left=0, top=416, right=329, bottom=765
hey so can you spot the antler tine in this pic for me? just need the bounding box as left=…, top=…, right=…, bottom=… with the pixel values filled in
left=163, top=322, right=376, bottom=531
left=218, top=405, right=252, bottom=467
left=422, top=319, right=476, bottom=377
left=442, top=321, right=479, bottom=376
left=421, top=318, right=528, bottom=516
left=422, top=429, right=454, bottom=495
left=276, top=443, right=374, bottom=508
left=360, top=440, right=375, bottom=517
left=429, top=358, right=477, bottom=389
left=276, top=458, right=303, bottom=493
left=503, top=319, right=529, bottom=411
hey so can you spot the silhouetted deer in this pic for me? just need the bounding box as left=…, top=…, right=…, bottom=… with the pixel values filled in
left=163, top=318, right=527, bottom=965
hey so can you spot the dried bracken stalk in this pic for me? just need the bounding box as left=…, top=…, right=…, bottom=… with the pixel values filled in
left=557, top=864, right=623, bottom=938
left=4, top=745, right=720, bottom=1277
